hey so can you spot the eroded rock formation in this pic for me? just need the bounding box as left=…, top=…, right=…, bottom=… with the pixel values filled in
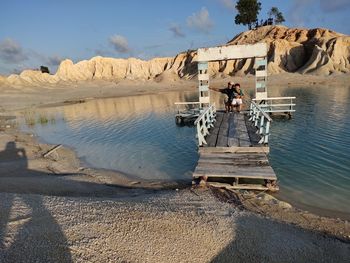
left=1, top=26, right=349, bottom=86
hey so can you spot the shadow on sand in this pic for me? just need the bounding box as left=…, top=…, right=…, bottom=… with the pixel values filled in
left=2, top=142, right=349, bottom=262
left=0, top=141, right=182, bottom=262
left=0, top=141, right=73, bottom=262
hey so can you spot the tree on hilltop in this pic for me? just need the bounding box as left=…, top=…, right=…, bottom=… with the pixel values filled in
left=234, top=0, right=262, bottom=30
left=268, top=7, right=285, bottom=24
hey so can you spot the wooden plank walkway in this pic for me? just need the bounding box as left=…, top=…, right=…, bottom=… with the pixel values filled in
left=193, top=111, right=278, bottom=191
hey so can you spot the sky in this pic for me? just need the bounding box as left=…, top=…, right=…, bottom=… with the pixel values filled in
left=0, top=0, right=349, bottom=75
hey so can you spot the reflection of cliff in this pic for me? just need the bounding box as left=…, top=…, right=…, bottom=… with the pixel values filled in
left=318, top=85, right=350, bottom=128
left=2, top=26, right=349, bottom=88
left=21, top=92, right=199, bottom=126
left=61, top=92, right=198, bottom=121
left=267, top=85, right=350, bottom=131
left=24, top=89, right=257, bottom=124
left=330, top=85, right=350, bottom=106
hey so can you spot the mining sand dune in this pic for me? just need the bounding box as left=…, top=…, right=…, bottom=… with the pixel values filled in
left=0, top=26, right=349, bottom=89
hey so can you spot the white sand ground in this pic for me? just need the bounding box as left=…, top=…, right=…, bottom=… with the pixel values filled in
left=0, top=190, right=349, bottom=263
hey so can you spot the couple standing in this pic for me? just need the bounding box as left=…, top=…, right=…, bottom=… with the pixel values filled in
left=210, top=82, right=244, bottom=113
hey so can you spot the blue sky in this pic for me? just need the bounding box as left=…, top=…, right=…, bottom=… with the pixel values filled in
left=0, top=0, right=349, bottom=75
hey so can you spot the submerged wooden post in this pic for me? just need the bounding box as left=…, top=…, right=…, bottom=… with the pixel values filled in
left=43, top=144, right=62, bottom=158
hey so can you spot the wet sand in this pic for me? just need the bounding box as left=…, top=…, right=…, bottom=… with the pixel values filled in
left=0, top=74, right=350, bottom=262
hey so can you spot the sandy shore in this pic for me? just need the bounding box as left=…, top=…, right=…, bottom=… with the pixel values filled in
left=0, top=74, right=350, bottom=262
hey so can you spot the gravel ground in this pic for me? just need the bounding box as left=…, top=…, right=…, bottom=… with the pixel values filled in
left=0, top=189, right=349, bottom=263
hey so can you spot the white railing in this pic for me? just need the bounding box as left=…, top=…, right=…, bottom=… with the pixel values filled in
left=249, top=101, right=273, bottom=145
left=194, top=104, right=216, bottom=146
left=252, top=97, right=296, bottom=114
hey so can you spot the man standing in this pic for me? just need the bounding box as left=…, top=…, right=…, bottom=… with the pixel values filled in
left=209, top=82, right=235, bottom=112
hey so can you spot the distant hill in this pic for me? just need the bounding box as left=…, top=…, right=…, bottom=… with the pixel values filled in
left=1, top=25, right=349, bottom=87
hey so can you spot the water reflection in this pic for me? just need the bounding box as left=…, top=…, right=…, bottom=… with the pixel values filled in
left=269, top=85, right=350, bottom=217
left=19, top=86, right=350, bottom=218
left=21, top=91, right=201, bottom=182
left=62, top=92, right=198, bottom=121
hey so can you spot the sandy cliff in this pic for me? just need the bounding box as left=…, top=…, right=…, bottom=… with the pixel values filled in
left=1, top=26, right=349, bottom=86
left=227, top=26, right=350, bottom=75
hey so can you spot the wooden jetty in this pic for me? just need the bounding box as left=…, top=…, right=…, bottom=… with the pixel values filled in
left=173, top=43, right=295, bottom=192
left=193, top=109, right=278, bottom=191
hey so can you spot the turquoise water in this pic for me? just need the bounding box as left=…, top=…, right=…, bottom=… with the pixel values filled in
left=20, top=92, right=199, bottom=182
left=19, top=86, right=350, bottom=219
left=268, top=86, right=350, bottom=218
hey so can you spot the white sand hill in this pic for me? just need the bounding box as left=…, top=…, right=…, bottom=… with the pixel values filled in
left=0, top=25, right=349, bottom=88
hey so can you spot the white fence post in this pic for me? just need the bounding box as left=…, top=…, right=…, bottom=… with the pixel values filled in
left=249, top=101, right=272, bottom=145
left=194, top=105, right=216, bottom=146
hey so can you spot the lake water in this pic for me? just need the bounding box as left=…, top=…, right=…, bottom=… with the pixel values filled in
left=268, top=85, right=350, bottom=219
left=19, top=86, right=350, bottom=219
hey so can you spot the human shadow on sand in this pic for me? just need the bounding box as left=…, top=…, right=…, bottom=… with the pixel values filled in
left=0, top=141, right=74, bottom=262
left=0, top=141, right=181, bottom=262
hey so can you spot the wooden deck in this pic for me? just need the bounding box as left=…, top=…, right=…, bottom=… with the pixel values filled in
left=193, top=111, right=278, bottom=191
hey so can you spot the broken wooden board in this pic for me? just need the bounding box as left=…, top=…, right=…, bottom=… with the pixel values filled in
left=199, top=146, right=270, bottom=154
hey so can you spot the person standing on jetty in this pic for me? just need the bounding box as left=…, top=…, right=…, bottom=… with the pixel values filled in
left=209, top=82, right=235, bottom=113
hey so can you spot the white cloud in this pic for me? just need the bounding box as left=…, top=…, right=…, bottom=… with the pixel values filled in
left=109, top=35, right=130, bottom=53
left=187, top=7, right=213, bottom=34
left=0, top=38, right=28, bottom=63
left=169, top=23, right=185, bottom=38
